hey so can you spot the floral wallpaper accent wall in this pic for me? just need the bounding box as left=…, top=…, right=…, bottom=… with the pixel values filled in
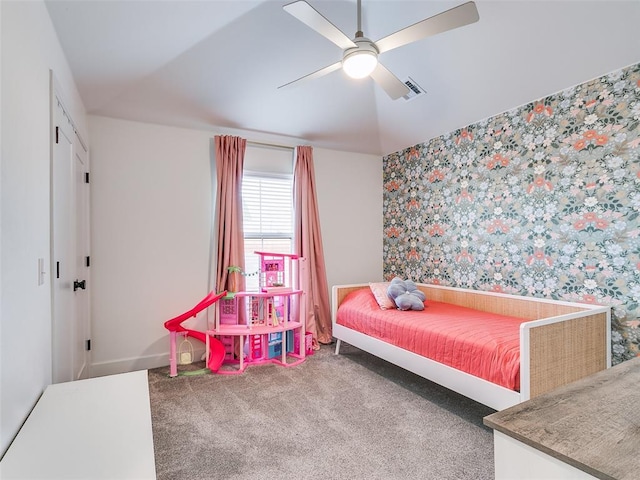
left=383, top=63, right=640, bottom=364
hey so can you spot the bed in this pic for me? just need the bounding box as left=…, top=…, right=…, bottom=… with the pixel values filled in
left=332, top=283, right=611, bottom=411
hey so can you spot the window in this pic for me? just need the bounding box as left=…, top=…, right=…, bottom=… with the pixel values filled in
left=242, top=146, right=294, bottom=291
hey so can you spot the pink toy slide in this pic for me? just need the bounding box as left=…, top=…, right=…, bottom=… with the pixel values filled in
left=164, top=291, right=227, bottom=377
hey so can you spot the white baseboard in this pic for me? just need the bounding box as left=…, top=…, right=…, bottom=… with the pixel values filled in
left=89, top=347, right=206, bottom=378
left=76, top=362, right=89, bottom=380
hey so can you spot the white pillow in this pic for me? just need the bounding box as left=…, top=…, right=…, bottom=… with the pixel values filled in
left=369, top=282, right=395, bottom=310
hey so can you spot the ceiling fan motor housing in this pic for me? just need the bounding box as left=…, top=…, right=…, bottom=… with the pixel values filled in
left=342, top=37, right=379, bottom=79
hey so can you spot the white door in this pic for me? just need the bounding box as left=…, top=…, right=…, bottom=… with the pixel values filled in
left=52, top=98, right=76, bottom=384
left=51, top=85, right=90, bottom=383
left=74, top=133, right=90, bottom=379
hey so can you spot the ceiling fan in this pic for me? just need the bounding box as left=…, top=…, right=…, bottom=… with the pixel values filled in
left=279, top=0, right=479, bottom=99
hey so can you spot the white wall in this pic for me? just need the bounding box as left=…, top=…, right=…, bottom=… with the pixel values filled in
left=88, top=116, right=382, bottom=375
left=0, top=0, right=87, bottom=455
left=88, top=116, right=214, bottom=376
left=314, top=147, right=383, bottom=290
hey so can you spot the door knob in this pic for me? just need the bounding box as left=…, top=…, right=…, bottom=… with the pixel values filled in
left=74, top=279, right=86, bottom=291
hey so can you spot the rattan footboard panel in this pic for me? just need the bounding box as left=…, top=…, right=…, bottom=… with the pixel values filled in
left=528, top=313, right=608, bottom=398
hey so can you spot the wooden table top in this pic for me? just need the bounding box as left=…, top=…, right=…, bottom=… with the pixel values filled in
left=484, top=356, right=640, bottom=480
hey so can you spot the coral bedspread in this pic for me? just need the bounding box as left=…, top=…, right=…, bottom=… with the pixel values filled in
left=336, top=289, right=528, bottom=391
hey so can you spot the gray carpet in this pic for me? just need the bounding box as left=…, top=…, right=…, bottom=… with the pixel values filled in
left=148, top=343, right=495, bottom=479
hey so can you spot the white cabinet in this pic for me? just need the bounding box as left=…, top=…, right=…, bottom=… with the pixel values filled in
left=493, top=431, right=597, bottom=480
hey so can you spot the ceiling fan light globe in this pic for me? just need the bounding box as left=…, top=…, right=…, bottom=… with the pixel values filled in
left=342, top=50, right=378, bottom=79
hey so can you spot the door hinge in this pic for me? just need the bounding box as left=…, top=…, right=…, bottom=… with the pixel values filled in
left=85, top=172, right=90, bottom=184
left=86, top=256, right=90, bottom=267
left=55, top=126, right=59, bottom=144
left=86, top=339, right=91, bottom=351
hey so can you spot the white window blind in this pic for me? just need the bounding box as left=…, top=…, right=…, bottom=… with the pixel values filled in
left=242, top=172, right=293, bottom=291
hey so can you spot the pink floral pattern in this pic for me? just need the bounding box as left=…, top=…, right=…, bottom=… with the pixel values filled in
left=383, top=63, right=640, bottom=364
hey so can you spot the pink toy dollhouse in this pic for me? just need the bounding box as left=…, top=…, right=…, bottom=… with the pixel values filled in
left=206, top=252, right=312, bottom=374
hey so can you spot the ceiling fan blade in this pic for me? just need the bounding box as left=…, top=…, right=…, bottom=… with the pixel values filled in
left=278, top=61, right=342, bottom=90
left=370, top=63, right=410, bottom=100
left=283, top=1, right=356, bottom=50
left=375, top=1, right=479, bottom=54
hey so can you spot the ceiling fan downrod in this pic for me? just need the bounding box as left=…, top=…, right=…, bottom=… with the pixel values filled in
left=356, top=0, right=363, bottom=37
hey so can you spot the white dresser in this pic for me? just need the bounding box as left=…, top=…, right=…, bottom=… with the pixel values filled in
left=485, top=357, right=640, bottom=480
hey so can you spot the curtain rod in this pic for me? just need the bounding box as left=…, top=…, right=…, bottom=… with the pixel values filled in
left=247, top=140, right=295, bottom=151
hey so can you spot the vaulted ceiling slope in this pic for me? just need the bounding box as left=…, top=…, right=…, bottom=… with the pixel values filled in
left=46, top=0, right=640, bottom=156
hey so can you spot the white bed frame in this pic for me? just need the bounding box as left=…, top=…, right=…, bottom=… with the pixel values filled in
left=332, top=283, right=611, bottom=411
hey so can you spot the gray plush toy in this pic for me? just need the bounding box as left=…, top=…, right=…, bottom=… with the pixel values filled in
left=387, top=277, right=426, bottom=311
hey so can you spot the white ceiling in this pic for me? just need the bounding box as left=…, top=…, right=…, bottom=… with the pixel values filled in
left=45, top=0, right=640, bottom=156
